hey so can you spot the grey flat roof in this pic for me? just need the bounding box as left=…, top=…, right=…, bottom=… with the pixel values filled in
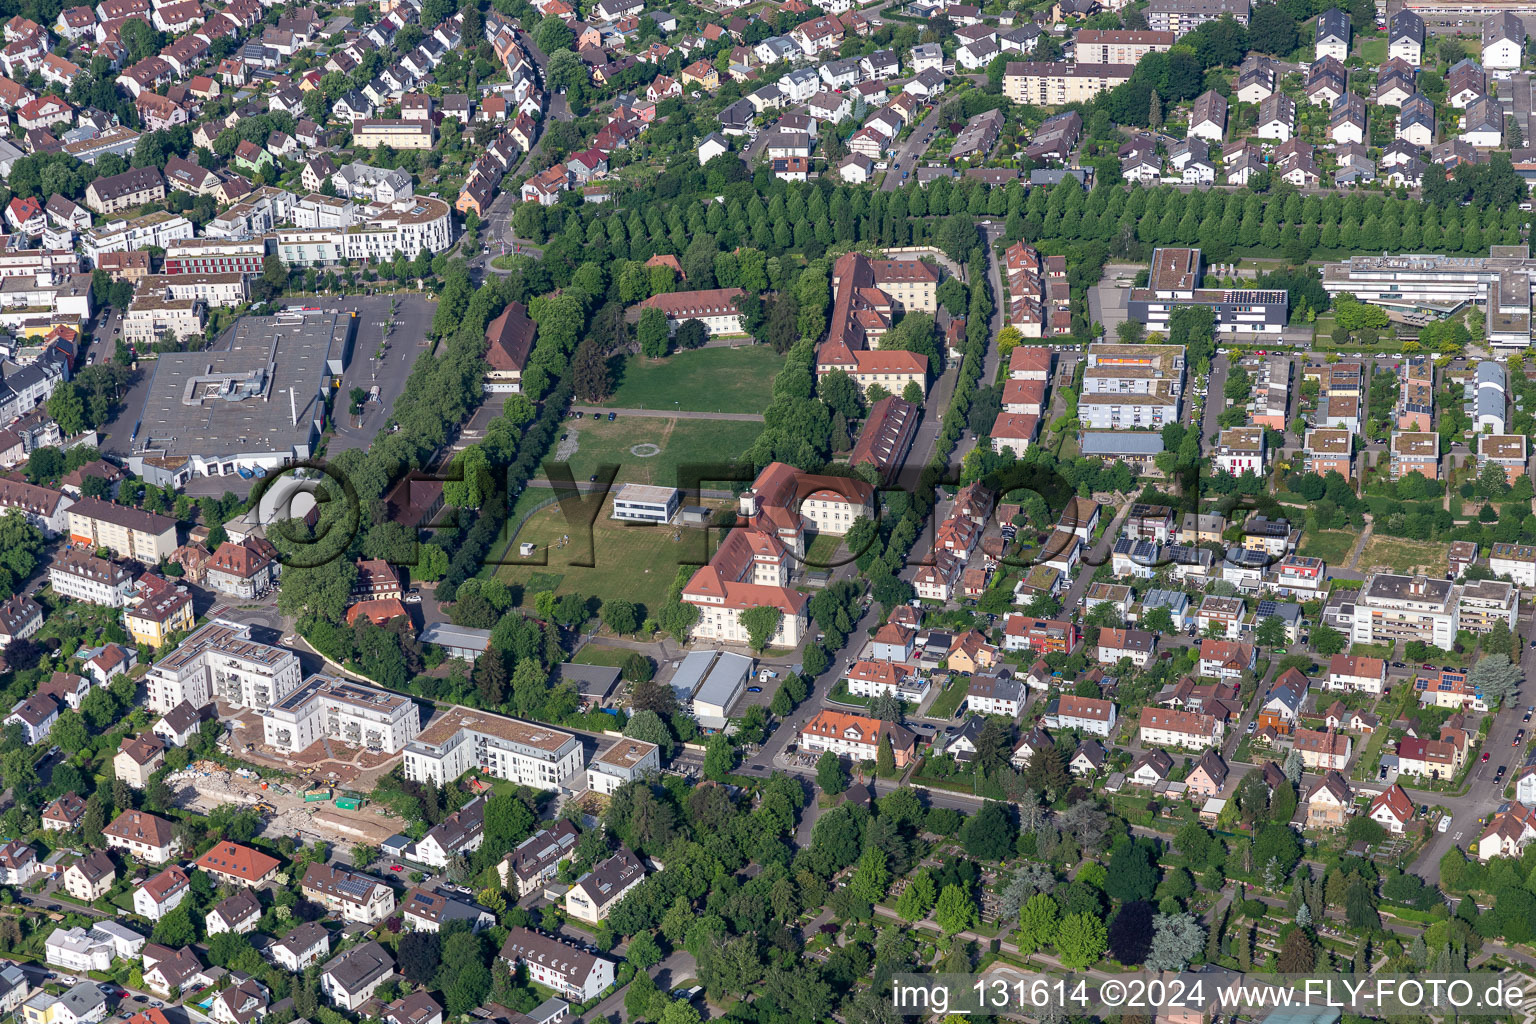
left=668, top=649, right=716, bottom=699
left=133, top=311, right=354, bottom=462
left=554, top=663, right=621, bottom=698
left=419, top=623, right=492, bottom=651
left=696, top=652, right=752, bottom=707
left=1081, top=432, right=1165, bottom=455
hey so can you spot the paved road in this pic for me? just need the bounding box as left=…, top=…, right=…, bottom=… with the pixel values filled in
left=1057, top=502, right=1132, bottom=615
left=569, top=406, right=765, bottom=422
left=881, top=102, right=950, bottom=192
left=1202, top=352, right=1229, bottom=446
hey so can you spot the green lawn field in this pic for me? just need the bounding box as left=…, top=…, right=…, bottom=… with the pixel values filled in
left=1298, top=529, right=1356, bottom=565
left=494, top=504, right=692, bottom=613
left=550, top=415, right=763, bottom=488
left=605, top=346, right=783, bottom=413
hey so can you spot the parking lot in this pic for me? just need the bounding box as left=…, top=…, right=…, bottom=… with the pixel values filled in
left=310, top=293, right=438, bottom=456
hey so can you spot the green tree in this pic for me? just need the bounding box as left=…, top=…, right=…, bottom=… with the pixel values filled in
left=637, top=306, right=670, bottom=359
left=816, top=750, right=848, bottom=795
left=1470, top=652, right=1522, bottom=708
left=934, top=883, right=977, bottom=935
left=739, top=605, right=782, bottom=651
left=1311, top=623, right=1347, bottom=656
left=1055, top=912, right=1108, bottom=969
left=849, top=846, right=890, bottom=903
left=1016, top=892, right=1059, bottom=955
left=896, top=869, right=936, bottom=922
left=603, top=599, right=640, bottom=635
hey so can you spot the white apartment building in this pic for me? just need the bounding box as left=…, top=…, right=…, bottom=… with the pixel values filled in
left=799, top=484, right=875, bottom=536
left=1043, top=694, right=1117, bottom=737
left=81, top=212, right=193, bottom=261
left=263, top=674, right=421, bottom=754
left=267, top=197, right=453, bottom=267
left=122, top=295, right=205, bottom=346
left=1138, top=707, right=1223, bottom=750
left=403, top=707, right=582, bottom=789
left=844, top=660, right=928, bottom=703
left=565, top=849, right=645, bottom=924
left=586, top=740, right=660, bottom=796
left=145, top=620, right=302, bottom=714
left=1214, top=427, right=1265, bottom=476
left=48, top=550, right=135, bottom=607
left=1078, top=342, right=1186, bottom=429
left=1489, top=542, right=1536, bottom=586
left=499, top=929, right=615, bottom=1003
left=1350, top=573, right=1460, bottom=649
left=45, top=924, right=144, bottom=973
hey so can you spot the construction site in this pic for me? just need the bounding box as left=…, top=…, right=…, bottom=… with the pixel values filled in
left=169, top=760, right=403, bottom=848
left=221, top=705, right=404, bottom=791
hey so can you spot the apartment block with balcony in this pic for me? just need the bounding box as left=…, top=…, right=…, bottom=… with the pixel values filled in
left=1350, top=573, right=1460, bottom=649
left=263, top=674, right=421, bottom=755
left=402, top=707, right=582, bottom=790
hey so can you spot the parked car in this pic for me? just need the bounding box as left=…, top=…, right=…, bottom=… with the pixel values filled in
left=747, top=686, right=762, bottom=693
left=1483, top=751, right=1491, bottom=762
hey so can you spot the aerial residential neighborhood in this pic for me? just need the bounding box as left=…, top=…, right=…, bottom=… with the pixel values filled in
left=5, top=0, right=1536, bottom=1014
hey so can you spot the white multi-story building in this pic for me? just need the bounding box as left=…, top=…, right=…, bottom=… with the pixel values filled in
left=499, top=929, right=614, bottom=1003
left=48, top=549, right=135, bottom=607
left=267, top=196, right=453, bottom=266
left=145, top=620, right=302, bottom=714
left=843, top=660, right=928, bottom=703
left=44, top=923, right=144, bottom=973
left=1042, top=694, right=1117, bottom=736
left=1137, top=707, right=1223, bottom=750
left=1350, top=573, right=1460, bottom=649
left=1214, top=426, right=1265, bottom=476
left=1077, top=341, right=1186, bottom=429
left=402, top=708, right=582, bottom=789
left=585, top=740, right=660, bottom=796
left=300, top=863, right=396, bottom=924
left=1489, top=542, right=1536, bottom=586
left=262, top=674, right=420, bottom=754
left=272, top=922, right=330, bottom=972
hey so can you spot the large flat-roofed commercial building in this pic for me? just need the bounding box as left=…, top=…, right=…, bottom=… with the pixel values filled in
left=128, top=311, right=355, bottom=488
left=610, top=483, right=679, bottom=524
left=263, top=674, right=421, bottom=754
left=1351, top=573, right=1460, bottom=648
left=403, top=707, right=583, bottom=789
left=692, top=651, right=751, bottom=727
left=1320, top=246, right=1535, bottom=348
left=1129, top=248, right=1288, bottom=336
left=145, top=619, right=303, bottom=714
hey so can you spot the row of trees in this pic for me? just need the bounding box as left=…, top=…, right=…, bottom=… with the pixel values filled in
left=1017, top=175, right=1527, bottom=266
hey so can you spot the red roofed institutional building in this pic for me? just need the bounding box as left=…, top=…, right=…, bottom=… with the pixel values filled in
left=681, top=462, right=875, bottom=648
